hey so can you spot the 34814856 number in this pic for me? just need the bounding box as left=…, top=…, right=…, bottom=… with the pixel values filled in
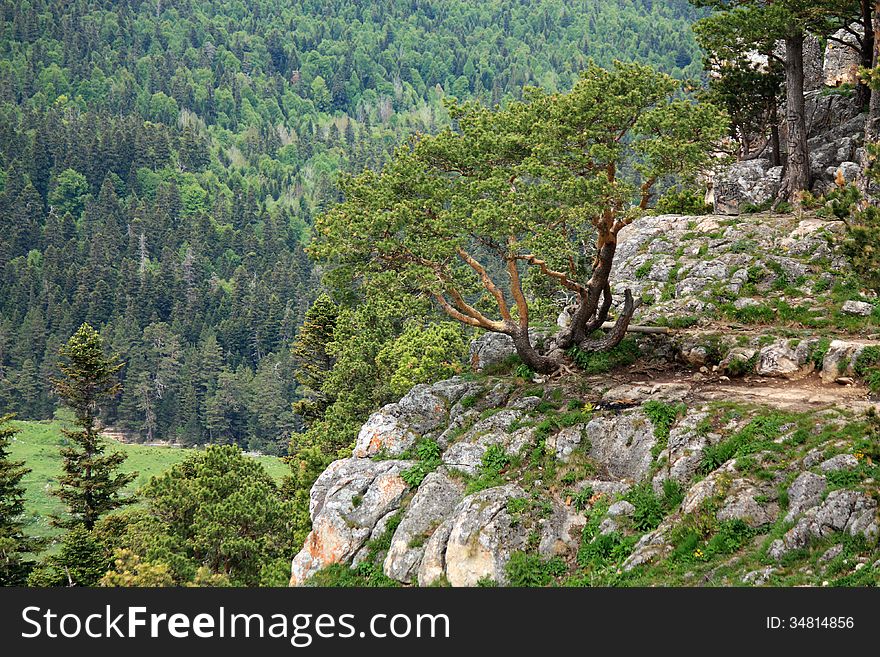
left=788, top=617, right=854, bottom=629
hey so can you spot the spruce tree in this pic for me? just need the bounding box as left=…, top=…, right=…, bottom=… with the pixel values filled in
left=0, top=414, right=45, bottom=585
left=291, top=294, right=339, bottom=426
left=52, top=323, right=136, bottom=530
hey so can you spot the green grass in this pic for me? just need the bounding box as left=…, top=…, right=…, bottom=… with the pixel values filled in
left=9, top=420, right=289, bottom=541
left=854, top=346, right=880, bottom=393
left=567, top=337, right=640, bottom=374
left=718, top=296, right=880, bottom=333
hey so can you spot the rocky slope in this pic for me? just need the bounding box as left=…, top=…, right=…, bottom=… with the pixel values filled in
left=289, top=210, right=880, bottom=587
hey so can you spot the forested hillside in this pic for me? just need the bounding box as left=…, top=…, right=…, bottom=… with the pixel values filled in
left=0, top=0, right=703, bottom=453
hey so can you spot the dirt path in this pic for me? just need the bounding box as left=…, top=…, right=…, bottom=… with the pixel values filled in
left=689, top=376, right=877, bottom=413
left=569, top=365, right=878, bottom=414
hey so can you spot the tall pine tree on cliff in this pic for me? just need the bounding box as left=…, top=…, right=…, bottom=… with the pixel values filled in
left=311, top=63, right=726, bottom=374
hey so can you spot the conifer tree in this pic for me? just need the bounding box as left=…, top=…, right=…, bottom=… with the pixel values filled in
left=692, top=1, right=863, bottom=200
left=52, top=323, right=135, bottom=530
left=312, top=63, right=726, bottom=374
left=0, top=414, right=45, bottom=585
left=291, top=294, right=339, bottom=426
left=27, top=525, right=109, bottom=587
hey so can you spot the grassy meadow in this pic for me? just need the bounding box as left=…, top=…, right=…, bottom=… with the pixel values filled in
left=7, top=420, right=289, bottom=542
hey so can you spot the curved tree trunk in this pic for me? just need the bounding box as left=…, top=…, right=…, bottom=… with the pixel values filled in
left=779, top=33, right=811, bottom=203
left=508, top=288, right=640, bottom=374
left=564, top=239, right=618, bottom=346
left=581, top=283, right=614, bottom=335
left=505, top=195, right=639, bottom=373
left=510, top=328, right=560, bottom=374
left=576, top=289, right=640, bottom=352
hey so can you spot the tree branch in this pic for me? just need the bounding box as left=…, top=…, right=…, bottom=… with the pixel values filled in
left=830, top=28, right=863, bottom=50
left=456, top=247, right=511, bottom=322
left=577, top=289, right=641, bottom=352
left=506, top=236, right=529, bottom=330
left=581, top=283, right=614, bottom=334
left=612, top=214, right=637, bottom=235
left=445, top=285, right=506, bottom=332
left=432, top=293, right=503, bottom=331
left=517, top=253, right=588, bottom=295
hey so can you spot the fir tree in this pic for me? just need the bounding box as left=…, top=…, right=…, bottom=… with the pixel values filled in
left=52, top=323, right=136, bottom=530
left=27, top=525, right=109, bottom=587
left=291, top=294, right=339, bottom=426
left=0, top=415, right=45, bottom=585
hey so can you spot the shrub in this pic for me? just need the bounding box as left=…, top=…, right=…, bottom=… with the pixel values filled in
left=700, top=413, right=787, bottom=473
left=705, top=519, right=755, bottom=555
left=375, top=322, right=468, bottom=397
left=567, top=337, right=639, bottom=374
left=825, top=468, right=863, bottom=488
left=624, top=480, right=681, bottom=532
left=854, top=346, right=880, bottom=393
left=505, top=551, right=567, bottom=586
left=635, top=259, right=655, bottom=279
left=830, top=564, right=879, bottom=587
left=578, top=531, right=634, bottom=569
left=460, top=394, right=479, bottom=409
left=656, top=315, right=700, bottom=329
left=654, top=186, right=713, bottom=215
left=464, top=444, right=511, bottom=494
left=482, top=444, right=510, bottom=473
left=669, top=528, right=702, bottom=562
left=726, top=351, right=759, bottom=377
left=818, top=183, right=861, bottom=221
left=808, top=338, right=832, bottom=369
left=571, top=487, right=594, bottom=512
left=306, top=562, right=399, bottom=587
left=643, top=401, right=686, bottom=442
left=400, top=439, right=442, bottom=487
left=558, top=407, right=593, bottom=428
left=838, top=151, right=880, bottom=295
left=661, top=478, right=684, bottom=509
left=730, top=303, right=776, bottom=324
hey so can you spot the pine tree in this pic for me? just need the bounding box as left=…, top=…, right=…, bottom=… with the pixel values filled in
left=692, top=1, right=862, bottom=201
left=52, top=324, right=136, bottom=530
left=134, top=445, right=296, bottom=586
left=291, top=294, right=339, bottom=426
left=0, top=414, right=45, bottom=585
left=27, top=525, right=109, bottom=587
left=14, top=358, right=43, bottom=418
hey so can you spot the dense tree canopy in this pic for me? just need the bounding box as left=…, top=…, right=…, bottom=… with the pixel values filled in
left=0, top=415, right=44, bottom=585
left=99, top=445, right=298, bottom=586
left=0, top=0, right=706, bottom=450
